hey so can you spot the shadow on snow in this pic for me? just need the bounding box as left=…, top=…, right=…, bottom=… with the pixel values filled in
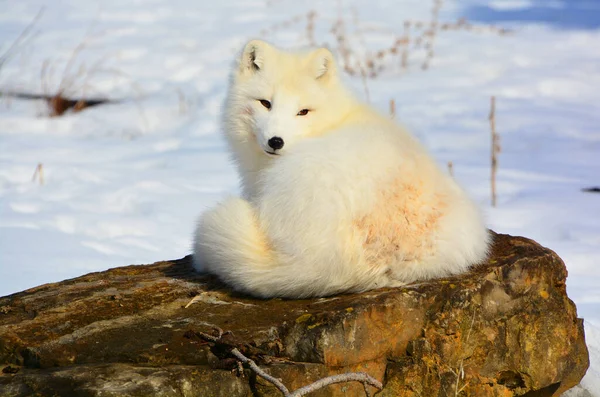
left=463, top=0, right=600, bottom=30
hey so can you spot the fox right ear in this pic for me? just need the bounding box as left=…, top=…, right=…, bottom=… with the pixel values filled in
left=309, top=47, right=337, bottom=81
left=239, top=40, right=269, bottom=74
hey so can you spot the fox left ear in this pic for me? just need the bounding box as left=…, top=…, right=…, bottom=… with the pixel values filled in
left=239, top=40, right=270, bottom=75
left=310, top=48, right=337, bottom=80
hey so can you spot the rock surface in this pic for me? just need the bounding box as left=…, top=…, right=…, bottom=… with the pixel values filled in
left=0, top=232, right=589, bottom=396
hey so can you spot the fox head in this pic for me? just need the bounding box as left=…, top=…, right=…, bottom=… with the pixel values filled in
left=224, top=40, right=356, bottom=157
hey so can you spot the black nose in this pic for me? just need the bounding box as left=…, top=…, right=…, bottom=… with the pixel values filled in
left=268, top=137, right=284, bottom=150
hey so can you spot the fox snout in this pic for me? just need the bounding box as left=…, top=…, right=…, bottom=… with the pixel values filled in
left=267, top=136, right=284, bottom=151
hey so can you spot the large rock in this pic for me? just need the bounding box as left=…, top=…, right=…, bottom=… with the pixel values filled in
left=0, top=232, right=589, bottom=396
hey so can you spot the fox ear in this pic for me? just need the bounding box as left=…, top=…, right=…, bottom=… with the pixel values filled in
left=310, top=48, right=337, bottom=80
left=239, top=40, right=269, bottom=74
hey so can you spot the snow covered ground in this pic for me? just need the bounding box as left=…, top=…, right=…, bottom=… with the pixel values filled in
left=1, top=0, right=599, bottom=394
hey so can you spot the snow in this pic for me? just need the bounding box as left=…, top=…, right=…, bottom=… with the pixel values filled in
left=0, top=0, right=599, bottom=394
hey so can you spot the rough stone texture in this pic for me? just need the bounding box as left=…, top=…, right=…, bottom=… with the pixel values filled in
left=0, top=232, right=589, bottom=396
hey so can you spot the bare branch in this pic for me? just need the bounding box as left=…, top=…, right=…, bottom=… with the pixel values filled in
left=31, top=163, right=44, bottom=185
left=57, top=18, right=102, bottom=95
left=489, top=96, right=500, bottom=207
left=359, top=63, right=370, bottom=102
left=196, top=327, right=383, bottom=396
left=0, top=7, right=44, bottom=71
left=230, top=348, right=291, bottom=395
left=195, top=328, right=223, bottom=342
left=289, top=372, right=383, bottom=397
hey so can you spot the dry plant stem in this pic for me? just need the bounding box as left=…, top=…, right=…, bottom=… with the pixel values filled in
left=489, top=96, right=499, bottom=207
left=0, top=7, right=44, bottom=71
left=257, top=1, right=509, bottom=80
left=197, top=327, right=383, bottom=397
left=39, top=39, right=146, bottom=120
left=176, top=88, right=188, bottom=115
left=359, top=65, right=370, bottom=102
left=452, top=308, right=477, bottom=395
left=289, top=373, right=382, bottom=397
left=31, top=163, right=44, bottom=185
left=351, top=7, right=367, bottom=50
left=56, top=16, right=101, bottom=97
left=335, top=24, right=352, bottom=74
left=230, top=348, right=291, bottom=395
left=41, top=60, right=51, bottom=98
left=452, top=361, right=466, bottom=396
left=401, top=22, right=410, bottom=70
left=305, top=11, right=317, bottom=46
left=260, top=13, right=305, bottom=37
left=400, top=21, right=410, bottom=70
left=236, top=360, right=245, bottom=377
left=423, top=0, right=442, bottom=70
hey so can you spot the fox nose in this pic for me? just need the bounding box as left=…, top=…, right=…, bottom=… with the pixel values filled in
left=268, top=137, right=284, bottom=150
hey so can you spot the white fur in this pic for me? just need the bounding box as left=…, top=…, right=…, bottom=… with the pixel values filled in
left=193, top=40, right=490, bottom=298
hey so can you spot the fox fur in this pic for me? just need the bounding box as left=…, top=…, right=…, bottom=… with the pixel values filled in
left=192, top=40, right=490, bottom=298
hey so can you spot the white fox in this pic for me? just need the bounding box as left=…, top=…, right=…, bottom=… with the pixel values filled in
left=193, top=40, right=490, bottom=298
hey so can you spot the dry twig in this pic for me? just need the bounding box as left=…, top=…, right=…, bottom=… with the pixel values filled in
left=305, top=11, right=317, bottom=46
left=32, top=17, right=145, bottom=119
left=451, top=308, right=477, bottom=395
left=290, top=373, right=381, bottom=397
left=230, top=347, right=291, bottom=395
left=489, top=96, right=500, bottom=207
left=422, top=0, right=442, bottom=70
left=197, top=327, right=383, bottom=396
left=401, top=21, right=410, bottom=70
left=260, top=12, right=308, bottom=37
left=31, top=163, right=44, bottom=185
left=256, top=0, right=510, bottom=79
left=0, top=7, right=44, bottom=72
left=358, top=64, right=370, bottom=102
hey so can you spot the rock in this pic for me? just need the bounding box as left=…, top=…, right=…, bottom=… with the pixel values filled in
left=0, top=232, right=589, bottom=396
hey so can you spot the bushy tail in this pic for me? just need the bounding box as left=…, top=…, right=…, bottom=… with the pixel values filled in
left=193, top=197, right=379, bottom=298
left=193, top=197, right=280, bottom=295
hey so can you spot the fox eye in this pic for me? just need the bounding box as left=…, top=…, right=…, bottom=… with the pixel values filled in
left=259, top=99, right=271, bottom=110
left=297, top=109, right=310, bottom=116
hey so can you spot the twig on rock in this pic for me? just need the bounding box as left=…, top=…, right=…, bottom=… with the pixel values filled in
left=184, top=294, right=202, bottom=308
left=196, top=328, right=224, bottom=342
left=236, top=360, right=245, bottom=377
left=196, top=327, right=383, bottom=396
left=230, top=347, right=291, bottom=395
left=289, top=372, right=382, bottom=397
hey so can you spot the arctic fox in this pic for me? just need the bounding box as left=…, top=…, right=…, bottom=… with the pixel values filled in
left=193, top=40, right=490, bottom=298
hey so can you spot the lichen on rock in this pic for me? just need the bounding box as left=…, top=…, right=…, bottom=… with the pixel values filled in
left=0, top=232, right=589, bottom=396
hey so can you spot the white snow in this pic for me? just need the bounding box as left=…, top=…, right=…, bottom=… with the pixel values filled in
left=0, top=0, right=599, bottom=394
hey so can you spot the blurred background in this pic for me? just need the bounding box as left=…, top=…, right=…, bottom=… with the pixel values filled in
left=0, top=0, right=599, bottom=393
